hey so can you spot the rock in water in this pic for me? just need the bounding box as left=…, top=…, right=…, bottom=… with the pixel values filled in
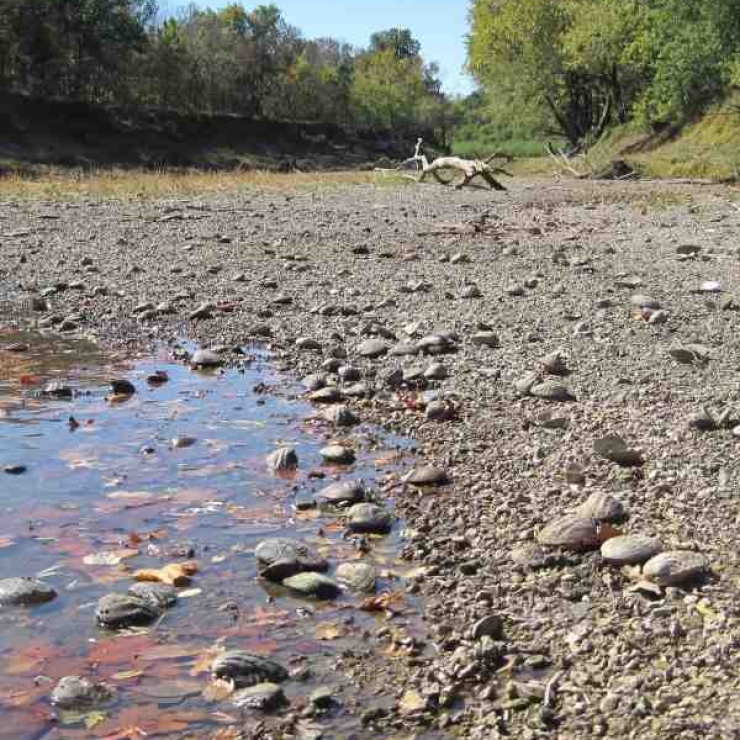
left=283, top=572, right=342, bottom=599
left=51, top=676, right=114, bottom=710
left=537, top=516, right=600, bottom=551
left=232, top=683, right=287, bottom=711
left=110, top=379, right=136, bottom=396
left=335, top=562, right=377, bottom=593
left=576, top=491, right=626, bottom=522
left=315, top=480, right=366, bottom=506
left=267, top=447, right=298, bottom=472
left=347, top=503, right=392, bottom=533
left=0, top=577, right=57, bottom=606
left=212, top=651, right=288, bottom=688
left=643, top=551, right=708, bottom=586
left=601, top=535, right=662, bottom=566
left=320, top=444, right=356, bottom=465
left=191, top=349, right=222, bottom=368
left=95, top=593, right=159, bottom=628
left=322, top=405, right=359, bottom=427
left=128, top=582, right=178, bottom=609
left=255, top=538, right=327, bottom=582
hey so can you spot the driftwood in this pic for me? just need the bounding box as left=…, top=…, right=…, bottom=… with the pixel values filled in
left=403, top=139, right=512, bottom=191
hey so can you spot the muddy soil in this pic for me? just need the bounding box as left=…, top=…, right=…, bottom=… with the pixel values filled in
left=2, top=176, right=740, bottom=739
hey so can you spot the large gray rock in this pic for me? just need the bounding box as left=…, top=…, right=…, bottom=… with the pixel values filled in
left=96, top=593, right=159, bottom=628
left=315, top=480, right=366, bottom=506
left=51, top=676, right=114, bottom=710
left=283, top=572, right=342, bottom=599
left=335, top=562, right=377, bottom=593
left=601, top=535, right=662, bottom=566
left=0, top=577, right=57, bottom=606
left=643, top=551, right=708, bottom=586
left=347, top=503, right=392, bottom=533
left=232, top=682, right=287, bottom=711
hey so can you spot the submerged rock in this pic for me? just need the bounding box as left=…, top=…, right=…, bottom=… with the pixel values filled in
left=347, top=503, right=392, bottom=533
left=267, top=447, right=299, bottom=472
left=255, top=538, right=328, bottom=582
left=128, top=582, right=178, bottom=609
left=51, top=676, right=114, bottom=710
left=283, top=572, right=342, bottom=599
left=232, top=682, right=287, bottom=711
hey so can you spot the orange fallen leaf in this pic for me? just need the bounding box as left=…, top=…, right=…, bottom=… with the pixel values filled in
left=202, top=678, right=235, bottom=702
left=315, top=622, right=348, bottom=641
left=134, top=561, right=198, bottom=587
left=359, top=591, right=405, bottom=614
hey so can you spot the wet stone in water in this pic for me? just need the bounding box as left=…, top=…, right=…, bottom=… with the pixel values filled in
left=255, top=538, right=328, bottom=582
left=322, top=405, right=359, bottom=427
left=232, top=682, right=288, bottom=712
left=283, top=572, right=342, bottom=599
left=320, top=444, right=356, bottom=465
left=335, top=562, right=377, bottom=593
left=267, top=447, right=299, bottom=472
left=0, top=577, right=57, bottom=606
left=95, top=593, right=159, bottom=628
left=212, top=651, right=288, bottom=688
left=347, top=503, right=392, bottom=533
left=51, top=676, right=114, bottom=710
left=315, top=480, right=366, bottom=506
left=191, top=348, right=222, bottom=367
left=128, top=582, right=178, bottom=609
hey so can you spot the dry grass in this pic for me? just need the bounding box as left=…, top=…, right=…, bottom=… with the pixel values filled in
left=0, top=167, right=404, bottom=201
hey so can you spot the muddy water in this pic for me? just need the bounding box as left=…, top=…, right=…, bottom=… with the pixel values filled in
left=0, top=331, right=434, bottom=740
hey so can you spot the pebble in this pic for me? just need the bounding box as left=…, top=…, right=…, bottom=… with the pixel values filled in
left=335, top=562, right=377, bottom=593
left=594, top=435, right=644, bottom=466
left=95, top=593, right=159, bottom=628
left=530, top=381, right=575, bottom=402
left=51, top=676, right=114, bottom=710
left=232, top=682, right=287, bottom=711
left=357, top=339, right=390, bottom=358
left=128, top=582, right=178, bottom=609
left=537, top=515, right=600, bottom=551
left=403, top=465, right=449, bottom=486
left=601, top=535, right=662, bottom=566
left=347, top=503, right=393, bottom=533
left=190, top=348, right=222, bottom=368
left=576, top=491, right=625, bottom=522
left=267, top=447, right=299, bottom=472
left=322, top=405, right=359, bottom=426
left=309, top=387, right=343, bottom=404
left=643, top=551, right=708, bottom=586
left=255, top=538, right=328, bottom=581
left=472, top=614, right=504, bottom=640
left=471, top=332, right=500, bottom=348
left=283, top=572, right=342, bottom=599
left=315, top=480, right=366, bottom=505
left=320, top=444, right=356, bottom=465
left=212, top=651, right=288, bottom=688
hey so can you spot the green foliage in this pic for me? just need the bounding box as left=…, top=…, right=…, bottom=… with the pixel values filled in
left=0, top=3, right=448, bottom=144
left=468, top=0, right=740, bottom=147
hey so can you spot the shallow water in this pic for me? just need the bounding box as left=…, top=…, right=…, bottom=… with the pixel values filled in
left=0, top=330, right=435, bottom=740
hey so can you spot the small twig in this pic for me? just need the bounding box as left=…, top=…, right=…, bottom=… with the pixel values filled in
left=544, top=670, right=565, bottom=708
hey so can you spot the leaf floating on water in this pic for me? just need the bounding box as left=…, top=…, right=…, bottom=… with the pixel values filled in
left=134, top=561, right=198, bottom=587
left=83, top=549, right=139, bottom=566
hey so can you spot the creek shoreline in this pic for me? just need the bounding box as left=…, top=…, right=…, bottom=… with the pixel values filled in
left=2, top=177, right=740, bottom=738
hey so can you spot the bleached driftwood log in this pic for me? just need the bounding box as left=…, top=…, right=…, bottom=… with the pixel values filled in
left=403, top=139, right=511, bottom=191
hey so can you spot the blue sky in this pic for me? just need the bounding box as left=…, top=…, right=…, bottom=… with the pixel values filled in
left=199, top=0, right=474, bottom=95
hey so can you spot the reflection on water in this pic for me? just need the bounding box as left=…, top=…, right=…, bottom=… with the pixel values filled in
left=0, top=331, right=435, bottom=740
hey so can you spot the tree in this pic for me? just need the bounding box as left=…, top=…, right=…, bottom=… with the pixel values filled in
left=370, top=28, right=421, bottom=59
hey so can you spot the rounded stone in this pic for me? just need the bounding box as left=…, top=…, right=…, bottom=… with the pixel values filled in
left=472, top=615, right=504, bottom=640
left=601, top=535, right=662, bottom=566
left=127, top=582, right=178, bottom=609
left=232, top=682, right=287, bottom=711
left=643, top=551, right=708, bottom=586
left=347, top=503, right=392, bottom=533
left=267, top=447, right=298, bottom=472
left=531, top=381, right=575, bottom=402
left=212, top=651, right=288, bottom=688
left=630, top=295, right=661, bottom=310
left=357, top=339, right=390, bottom=358
left=320, top=444, right=356, bottom=465
left=0, top=577, right=57, bottom=606
left=322, top=405, right=359, bottom=427
left=255, top=538, right=328, bottom=582
left=335, top=562, right=377, bottom=593
left=51, top=676, right=114, bottom=710
left=403, top=465, right=449, bottom=486
left=95, top=593, right=159, bottom=628
left=424, top=363, right=448, bottom=380
left=315, top=480, right=366, bottom=506
left=537, top=515, right=600, bottom=551
left=283, top=572, right=342, bottom=599
left=576, top=492, right=626, bottom=522
left=190, top=348, right=222, bottom=368
left=309, top=387, right=344, bottom=404
left=471, top=332, right=500, bottom=348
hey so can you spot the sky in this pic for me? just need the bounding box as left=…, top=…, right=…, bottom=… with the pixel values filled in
left=201, top=0, right=475, bottom=95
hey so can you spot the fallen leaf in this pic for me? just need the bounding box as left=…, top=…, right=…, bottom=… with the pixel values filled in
left=134, top=561, right=197, bottom=586
left=110, top=670, right=144, bottom=681
left=359, top=591, right=405, bottom=614
left=84, top=549, right=139, bottom=566
left=315, top=622, right=348, bottom=641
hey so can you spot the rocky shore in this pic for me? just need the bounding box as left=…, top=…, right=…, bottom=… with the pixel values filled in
left=2, top=177, right=740, bottom=739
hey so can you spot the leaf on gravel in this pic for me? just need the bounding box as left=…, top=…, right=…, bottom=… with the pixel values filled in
left=134, top=561, right=197, bottom=586
left=315, top=621, right=348, bottom=640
